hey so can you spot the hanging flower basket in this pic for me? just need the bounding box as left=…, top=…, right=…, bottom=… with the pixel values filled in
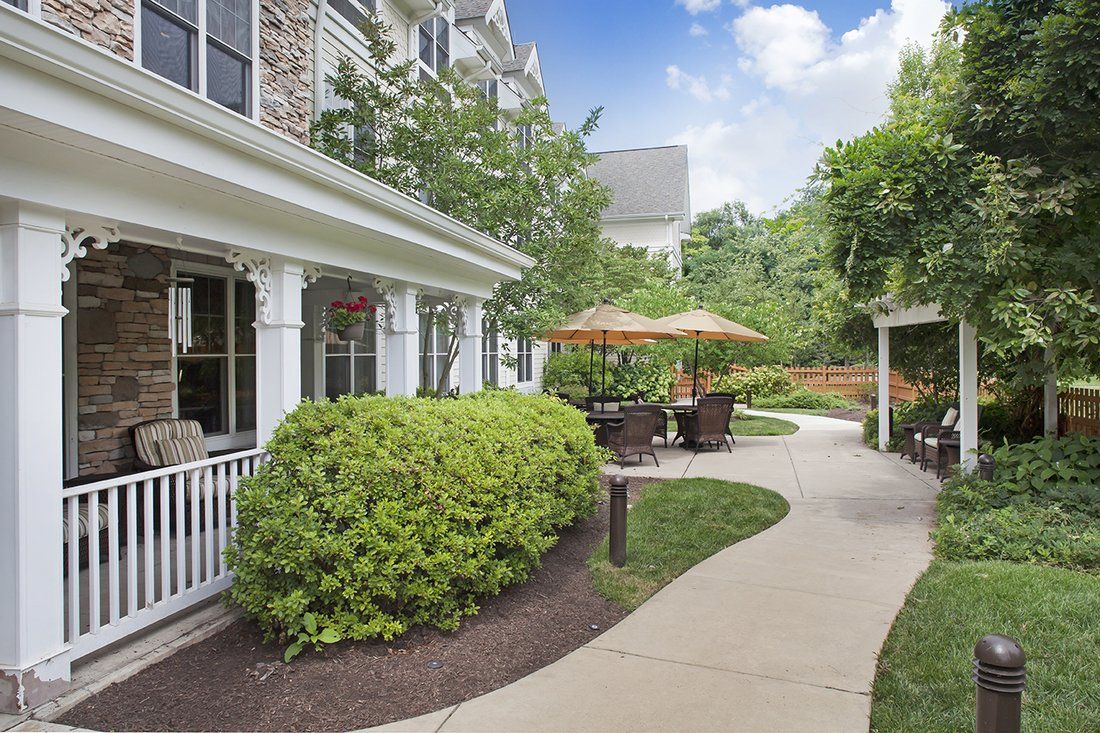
left=326, top=296, right=377, bottom=342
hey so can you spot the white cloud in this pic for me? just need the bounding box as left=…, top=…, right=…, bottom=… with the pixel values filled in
left=671, top=0, right=950, bottom=213
left=689, top=22, right=709, bottom=37
left=666, top=65, right=731, bottom=103
left=676, top=0, right=722, bottom=15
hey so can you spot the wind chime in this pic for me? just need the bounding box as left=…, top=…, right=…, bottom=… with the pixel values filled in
left=167, top=276, right=195, bottom=353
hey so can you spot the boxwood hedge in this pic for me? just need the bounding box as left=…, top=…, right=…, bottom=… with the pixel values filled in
left=227, top=391, right=605, bottom=642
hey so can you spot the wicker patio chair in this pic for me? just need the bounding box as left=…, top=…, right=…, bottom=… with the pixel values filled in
left=703, top=391, right=738, bottom=444
left=585, top=394, right=621, bottom=413
left=688, top=396, right=734, bottom=453
left=914, top=406, right=959, bottom=472
left=606, top=409, right=661, bottom=468
left=625, top=402, right=668, bottom=447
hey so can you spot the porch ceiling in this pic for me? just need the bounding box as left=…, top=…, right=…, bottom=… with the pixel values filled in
left=0, top=9, right=533, bottom=298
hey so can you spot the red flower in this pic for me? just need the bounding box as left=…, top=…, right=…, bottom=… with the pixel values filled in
left=358, top=295, right=368, bottom=303
left=330, top=301, right=342, bottom=308
left=369, top=305, right=378, bottom=314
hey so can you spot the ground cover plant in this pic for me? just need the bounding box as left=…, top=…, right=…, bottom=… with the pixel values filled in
left=588, top=478, right=789, bottom=610
left=752, top=387, right=853, bottom=411
left=228, top=391, right=606, bottom=647
left=871, top=560, right=1100, bottom=733
left=932, top=434, right=1100, bottom=572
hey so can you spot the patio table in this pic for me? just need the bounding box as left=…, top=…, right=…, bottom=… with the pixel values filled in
left=586, top=410, right=625, bottom=447
left=648, top=403, right=699, bottom=449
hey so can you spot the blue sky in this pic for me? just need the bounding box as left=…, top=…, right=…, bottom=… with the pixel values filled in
left=507, top=0, right=953, bottom=214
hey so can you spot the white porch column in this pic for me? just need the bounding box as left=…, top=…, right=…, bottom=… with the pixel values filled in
left=0, top=202, right=71, bottom=711
left=377, top=280, right=419, bottom=396
left=458, top=296, right=483, bottom=395
left=959, top=320, right=979, bottom=471
left=877, top=326, right=891, bottom=451
left=229, top=253, right=305, bottom=445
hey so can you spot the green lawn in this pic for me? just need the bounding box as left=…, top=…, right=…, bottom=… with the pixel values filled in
left=871, top=560, right=1100, bottom=733
left=751, top=407, right=830, bottom=416
left=728, top=414, right=800, bottom=436
left=588, top=478, right=789, bottom=610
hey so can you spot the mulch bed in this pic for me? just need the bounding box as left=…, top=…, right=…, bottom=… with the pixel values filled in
left=827, top=406, right=869, bottom=423
left=59, top=476, right=658, bottom=733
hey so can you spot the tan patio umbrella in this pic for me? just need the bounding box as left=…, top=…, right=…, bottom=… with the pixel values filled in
left=544, top=302, right=686, bottom=400
left=656, top=306, right=769, bottom=404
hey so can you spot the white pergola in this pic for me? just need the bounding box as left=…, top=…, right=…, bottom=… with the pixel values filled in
left=873, top=302, right=980, bottom=470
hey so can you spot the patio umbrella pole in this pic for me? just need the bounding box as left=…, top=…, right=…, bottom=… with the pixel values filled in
left=692, top=332, right=700, bottom=405
left=600, top=331, right=608, bottom=411
left=588, top=339, right=595, bottom=397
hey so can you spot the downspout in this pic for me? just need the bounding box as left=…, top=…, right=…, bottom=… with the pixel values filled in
left=312, top=0, right=329, bottom=121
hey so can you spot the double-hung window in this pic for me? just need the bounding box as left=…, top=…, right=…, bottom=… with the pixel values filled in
left=517, top=337, right=533, bottom=383
left=2, top=0, right=28, bottom=11
left=329, top=0, right=375, bottom=30
left=140, top=0, right=254, bottom=116
left=481, top=319, right=499, bottom=387
left=478, top=79, right=498, bottom=101
left=325, top=328, right=377, bottom=398
left=419, top=312, right=451, bottom=390
left=418, top=16, right=449, bottom=79
left=517, top=123, right=535, bottom=150
left=174, top=269, right=256, bottom=445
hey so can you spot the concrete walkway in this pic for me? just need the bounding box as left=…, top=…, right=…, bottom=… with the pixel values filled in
left=373, top=411, right=939, bottom=733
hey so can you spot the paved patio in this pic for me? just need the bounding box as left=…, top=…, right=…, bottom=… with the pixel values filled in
left=371, top=411, right=939, bottom=732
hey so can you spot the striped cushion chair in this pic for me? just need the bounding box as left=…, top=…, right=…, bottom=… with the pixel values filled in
left=130, top=419, right=208, bottom=471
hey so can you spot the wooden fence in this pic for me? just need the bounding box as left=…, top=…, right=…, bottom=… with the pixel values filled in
left=1060, top=387, right=1100, bottom=437
left=671, top=365, right=917, bottom=402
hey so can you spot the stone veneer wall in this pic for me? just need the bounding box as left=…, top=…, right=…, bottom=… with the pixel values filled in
left=259, top=0, right=314, bottom=143
left=75, top=243, right=234, bottom=476
left=42, top=0, right=134, bottom=60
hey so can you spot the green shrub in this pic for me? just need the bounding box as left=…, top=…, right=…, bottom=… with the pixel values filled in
left=713, top=365, right=794, bottom=401
left=543, top=349, right=592, bottom=399
left=754, top=388, right=853, bottom=410
left=610, top=360, right=675, bottom=401
left=227, top=391, right=606, bottom=643
left=932, top=435, right=1100, bottom=572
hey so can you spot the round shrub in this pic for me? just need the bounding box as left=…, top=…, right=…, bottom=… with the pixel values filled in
left=227, top=391, right=605, bottom=642
left=611, top=360, right=675, bottom=401
left=713, top=365, right=794, bottom=401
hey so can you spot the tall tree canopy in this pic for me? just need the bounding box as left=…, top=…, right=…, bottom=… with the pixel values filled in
left=818, top=0, right=1100, bottom=387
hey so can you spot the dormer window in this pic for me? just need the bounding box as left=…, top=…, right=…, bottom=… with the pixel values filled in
left=140, top=0, right=254, bottom=117
left=418, top=16, right=449, bottom=78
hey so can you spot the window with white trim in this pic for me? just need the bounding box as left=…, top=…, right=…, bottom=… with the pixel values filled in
left=174, top=269, right=256, bottom=440
left=517, top=123, right=534, bottom=150
left=329, top=0, right=374, bottom=30
left=2, top=0, right=28, bottom=11
left=419, top=311, right=450, bottom=389
left=517, top=337, right=533, bottom=383
left=140, top=0, right=253, bottom=116
left=478, top=79, right=498, bottom=101
left=481, top=319, right=499, bottom=386
left=418, top=16, right=449, bottom=78
left=325, top=328, right=377, bottom=398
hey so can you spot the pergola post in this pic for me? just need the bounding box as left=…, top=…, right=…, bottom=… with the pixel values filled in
left=458, top=296, right=483, bottom=395
left=959, top=320, right=979, bottom=470
left=0, top=202, right=71, bottom=711
left=877, top=326, right=890, bottom=451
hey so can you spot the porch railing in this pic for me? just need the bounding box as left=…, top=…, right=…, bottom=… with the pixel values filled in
left=61, top=448, right=268, bottom=662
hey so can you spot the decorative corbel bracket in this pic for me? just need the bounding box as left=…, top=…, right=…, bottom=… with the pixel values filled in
left=226, top=250, right=273, bottom=325
left=373, top=277, right=400, bottom=334
left=61, top=221, right=121, bottom=281
left=303, top=265, right=322, bottom=289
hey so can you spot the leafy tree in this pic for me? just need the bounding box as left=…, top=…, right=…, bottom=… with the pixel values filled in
left=311, top=15, right=620, bottom=350
left=819, top=1, right=1100, bottom=401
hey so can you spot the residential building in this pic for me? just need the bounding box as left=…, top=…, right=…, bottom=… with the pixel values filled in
left=587, top=145, right=691, bottom=273
left=0, top=0, right=548, bottom=711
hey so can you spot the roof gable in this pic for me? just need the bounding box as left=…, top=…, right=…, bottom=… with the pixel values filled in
left=587, top=146, right=690, bottom=218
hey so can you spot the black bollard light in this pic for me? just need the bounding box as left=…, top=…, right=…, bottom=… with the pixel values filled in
left=973, top=634, right=1025, bottom=733
left=609, top=474, right=628, bottom=568
left=978, top=454, right=996, bottom=482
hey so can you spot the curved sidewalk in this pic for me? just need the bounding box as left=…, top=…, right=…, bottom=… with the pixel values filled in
left=372, top=412, right=939, bottom=732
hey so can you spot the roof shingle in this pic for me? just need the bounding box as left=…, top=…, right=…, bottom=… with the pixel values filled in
left=587, top=146, right=690, bottom=218
left=454, top=0, right=494, bottom=20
